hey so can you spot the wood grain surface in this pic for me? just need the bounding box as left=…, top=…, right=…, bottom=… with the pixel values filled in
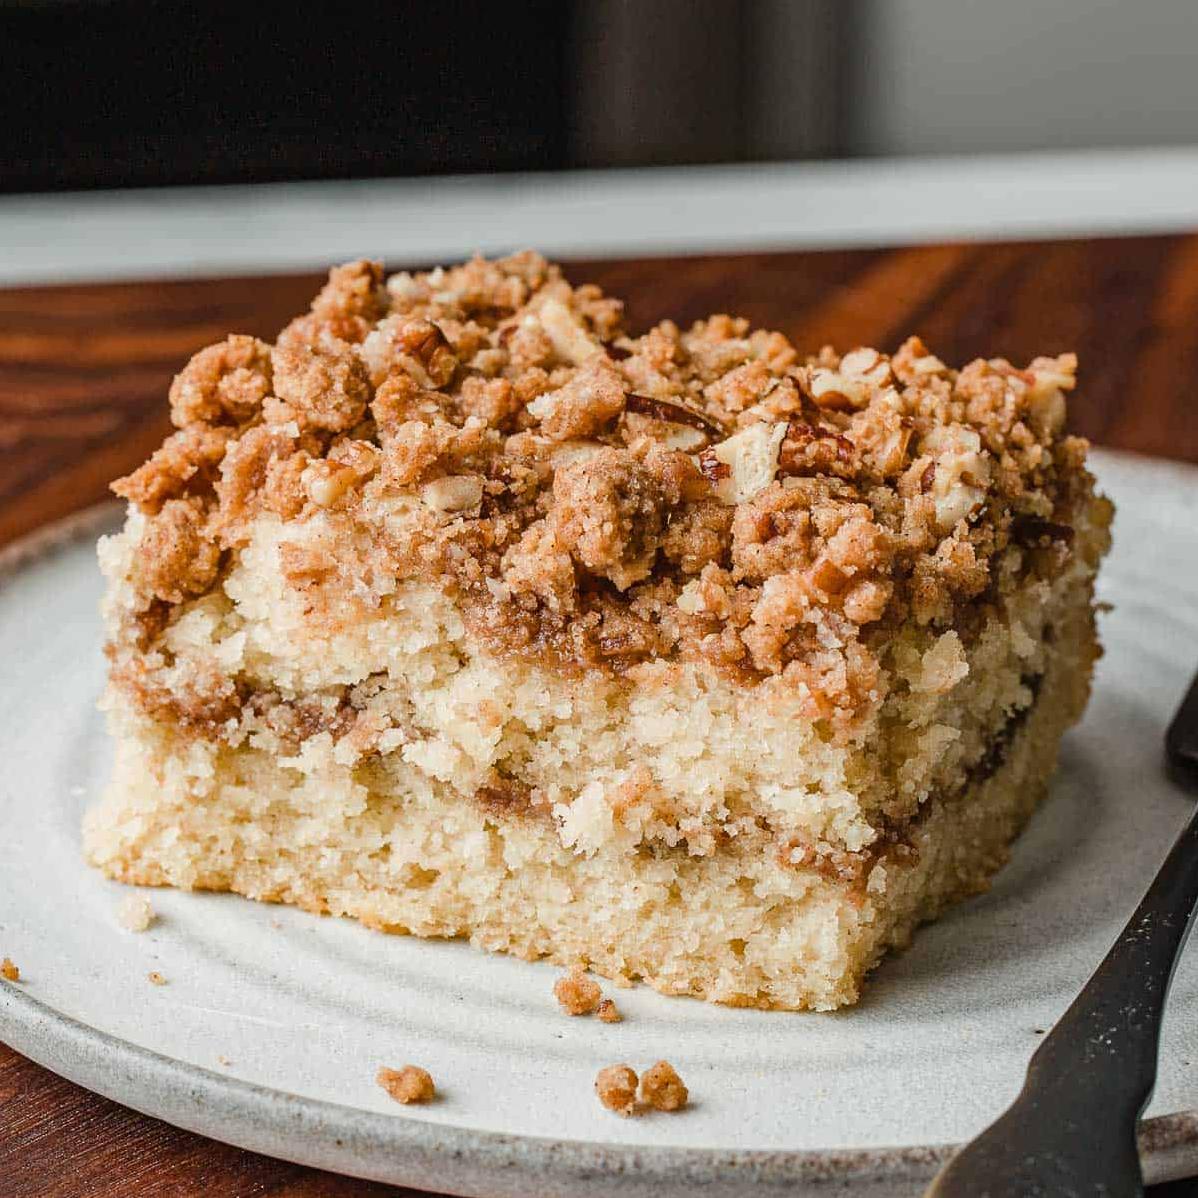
left=2, top=239, right=1197, bottom=1196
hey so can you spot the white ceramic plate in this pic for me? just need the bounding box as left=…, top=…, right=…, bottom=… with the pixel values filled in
left=2, top=449, right=1198, bottom=1197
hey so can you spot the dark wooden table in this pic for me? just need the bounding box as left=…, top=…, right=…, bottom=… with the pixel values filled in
left=2, top=240, right=1196, bottom=1196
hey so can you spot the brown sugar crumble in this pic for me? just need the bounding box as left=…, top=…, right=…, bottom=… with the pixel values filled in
left=147, top=971, right=167, bottom=985
left=377, top=1064, right=436, bottom=1105
left=639, top=1060, right=688, bottom=1112
left=554, top=967, right=602, bottom=1016
left=596, top=997, right=623, bottom=1023
left=107, top=251, right=1101, bottom=733
left=595, top=1064, right=640, bottom=1117
left=0, top=957, right=19, bottom=982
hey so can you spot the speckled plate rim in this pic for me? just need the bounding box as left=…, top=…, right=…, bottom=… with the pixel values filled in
left=7, top=979, right=1197, bottom=1197
left=2, top=455, right=1198, bottom=1197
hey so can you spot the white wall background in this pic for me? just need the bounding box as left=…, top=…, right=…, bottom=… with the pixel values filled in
left=847, top=0, right=1198, bottom=156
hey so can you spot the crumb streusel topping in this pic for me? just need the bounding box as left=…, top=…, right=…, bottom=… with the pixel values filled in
left=596, top=997, right=623, bottom=1023
left=112, top=252, right=1098, bottom=726
left=594, top=1060, right=688, bottom=1115
left=554, top=967, right=603, bottom=1016
left=377, top=1064, right=436, bottom=1104
left=639, top=1060, right=688, bottom=1112
left=595, top=1063, right=640, bottom=1116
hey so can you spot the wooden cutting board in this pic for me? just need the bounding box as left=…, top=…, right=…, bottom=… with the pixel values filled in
left=2, top=239, right=1196, bottom=1198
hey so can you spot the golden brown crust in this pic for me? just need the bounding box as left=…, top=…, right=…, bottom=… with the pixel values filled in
left=0, top=957, right=19, bottom=982
left=109, top=253, right=1100, bottom=727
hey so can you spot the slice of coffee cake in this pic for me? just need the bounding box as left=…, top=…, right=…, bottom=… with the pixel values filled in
left=85, top=253, right=1111, bottom=1009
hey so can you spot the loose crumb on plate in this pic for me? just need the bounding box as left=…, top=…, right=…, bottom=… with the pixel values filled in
left=117, top=894, right=156, bottom=932
left=596, top=998, right=623, bottom=1023
left=640, top=1060, right=688, bottom=1112
left=595, top=1064, right=640, bottom=1116
left=377, top=1064, right=436, bottom=1105
left=0, top=958, right=19, bottom=982
left=147, top=971, right=167, bottom=985
left=554, top=967, right=602, bottom=1016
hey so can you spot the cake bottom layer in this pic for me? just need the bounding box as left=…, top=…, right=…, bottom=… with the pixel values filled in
left=84, top=618, right=1095, bottom=1011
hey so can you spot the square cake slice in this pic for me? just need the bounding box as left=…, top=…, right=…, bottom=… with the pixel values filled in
left=85, top=253, right=1112, bottom=1010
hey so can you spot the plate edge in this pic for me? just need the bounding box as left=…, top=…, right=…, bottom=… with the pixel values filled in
left=2, top=481, right=1198, bottom=1191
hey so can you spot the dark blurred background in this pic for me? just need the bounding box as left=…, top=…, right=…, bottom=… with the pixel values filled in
left=0, top=0, right=844, bottom=192
left=6, top=0, right=1197, bottom=195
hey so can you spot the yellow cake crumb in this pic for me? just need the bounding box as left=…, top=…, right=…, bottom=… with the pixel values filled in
left=0, top=957, right=19, bottom=982
left=117, top=894, right=156, bottom=932
left=147, top=971, right=167, bottom=985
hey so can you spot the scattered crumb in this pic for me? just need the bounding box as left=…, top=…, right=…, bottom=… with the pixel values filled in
left=596, top=998, right=623, bottom=1023
left=147, top=971, right=167, bottom=986
left=377, top=1064, right=436, bottom=1105
left=554, top=967, right=601, bottom=1016
left=595, top=1064, right=639, bottom=1116
left=217, top=1055, right=233, bottom=1067
left=117, top=894, right=156, bottom=932
left=639, top=1060, right=688, bottom=1112
left=269, top=919, right=283, bottom=930
left=0, top=958, right=19, bottom=982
